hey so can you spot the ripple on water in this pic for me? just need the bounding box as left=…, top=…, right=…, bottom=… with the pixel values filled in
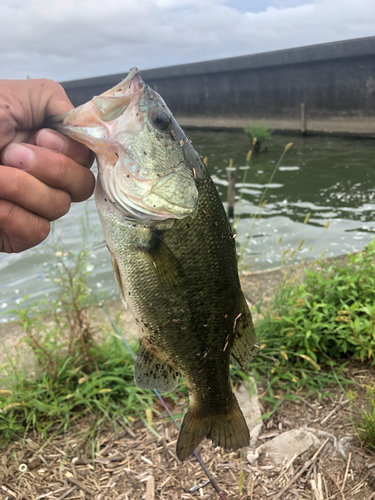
left=1, top=132, right=375, bottom=321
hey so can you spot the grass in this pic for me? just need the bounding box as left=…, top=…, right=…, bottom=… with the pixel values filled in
left=237, top=232, right=375, bottom=425
left=0, top=235, right=170, bottom=448
left=254, top=238, right=375, bottom=369
left=234, top=235, right=375, bottom=421
left=0, top=335, right=155, bottom=447
left=0, top=222, right=341, bottom=447
left=348, top=385, right=375, bottom=450
left=237, top=142, right=293, bottom=269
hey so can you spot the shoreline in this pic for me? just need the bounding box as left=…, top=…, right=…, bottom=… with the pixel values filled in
left=0, top=252, right=352, bottom=373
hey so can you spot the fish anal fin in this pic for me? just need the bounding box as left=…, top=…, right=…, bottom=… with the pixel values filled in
left=142, top=231, right=184, bottom=289
left=176, top=393, right=249, bottom=461
left=230, top=291, right=258, bottom=369
left=134, top=339, right=180, bottom=393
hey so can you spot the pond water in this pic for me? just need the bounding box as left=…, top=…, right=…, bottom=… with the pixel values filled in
left=1, top=131, right=374, bottom=322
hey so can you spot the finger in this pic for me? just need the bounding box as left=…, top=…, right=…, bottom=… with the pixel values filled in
left=34, top=79, right=75, bottom=119
left=0, top=165, right=71, bottom=221
left=1, top=143, right=95, bottom=203
left=0, top=199, right=50, bottom=253
left=0, top=79, right=73, bottom=151
left=35, top=129, right=95, bottom=169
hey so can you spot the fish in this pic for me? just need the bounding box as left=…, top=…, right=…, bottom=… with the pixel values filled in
left=49, top=68, right=258, bottom=461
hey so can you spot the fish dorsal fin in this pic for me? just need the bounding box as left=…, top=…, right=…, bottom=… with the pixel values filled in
left=230, top=291, right=258, bottom=369
left=134, top=339, right=180, bottom=393
left=142, top=231, right=184, bottom=289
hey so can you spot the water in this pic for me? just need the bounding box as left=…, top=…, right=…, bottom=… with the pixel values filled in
left=192, top=131, right=375, bottom=269
left=1, top=131, right=374, bottom=322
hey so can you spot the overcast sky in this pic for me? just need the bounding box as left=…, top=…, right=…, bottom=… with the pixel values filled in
left=1, top=0, right=374, bottom=83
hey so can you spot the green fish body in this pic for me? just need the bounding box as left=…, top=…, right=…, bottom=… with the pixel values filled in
left=50, top=68, right=257, bottom=460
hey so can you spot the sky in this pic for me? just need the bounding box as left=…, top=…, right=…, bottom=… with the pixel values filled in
left=1, top=0, right=374, bottom=82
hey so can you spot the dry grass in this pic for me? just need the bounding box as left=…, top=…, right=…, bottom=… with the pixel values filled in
left=1, top=377, right=375, bottom=500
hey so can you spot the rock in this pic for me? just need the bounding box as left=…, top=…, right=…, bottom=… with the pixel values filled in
left=337, top=435, right=357, bottom=460
left=246, top=450, right=259, bottom=464
left=236, top=378, right=263, bottom=448
left=305, top=427, right=357, bottom=461
left=255, top=428, right=321, bottom=465
left=250, top=423, right=263, bottom=447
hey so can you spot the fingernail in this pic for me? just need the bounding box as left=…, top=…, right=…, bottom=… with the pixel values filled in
left=36, top=129, right=66, bottom=153
left=3, top=143, right=34, bottom=169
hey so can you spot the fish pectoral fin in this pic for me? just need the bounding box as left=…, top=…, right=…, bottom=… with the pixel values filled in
left=134, top=339, right=180, bottom=393
left=109, top=251, right=127, bottom=307
left=176, top=393, right=250, bottom=461
left=142, top=231, right=184, bottom=289
left=230, top=290, right=258, bottom=369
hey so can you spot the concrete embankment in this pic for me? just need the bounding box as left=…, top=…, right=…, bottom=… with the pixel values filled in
left=61, top=37, right=375, bottom=136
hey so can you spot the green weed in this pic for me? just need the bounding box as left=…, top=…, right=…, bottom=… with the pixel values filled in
left=0, top=233, right=157, bottom=447
left=231, top=237, right=375, bottom=420
left=244, top=125, right=273, bottom=151
left=348, top=386, right=375, bottom=450
left=0, top=335, right=154, bottom=447
left=255, top=238, right=375, bottom=368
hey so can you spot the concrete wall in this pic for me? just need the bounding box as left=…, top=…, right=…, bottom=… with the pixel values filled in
left=61, top=37, right=375, bottom=135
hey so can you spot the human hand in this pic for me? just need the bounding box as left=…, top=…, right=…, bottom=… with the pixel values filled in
left=0, top=79, right=95, bottom=253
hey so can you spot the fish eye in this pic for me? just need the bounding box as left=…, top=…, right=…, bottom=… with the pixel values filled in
left=149, top=107, right=172, bottom=132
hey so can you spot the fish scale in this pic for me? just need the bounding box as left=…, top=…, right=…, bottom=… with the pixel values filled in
left=49, top=67, right=257, bottom=460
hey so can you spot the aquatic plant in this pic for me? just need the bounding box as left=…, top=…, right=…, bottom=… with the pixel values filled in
left=244, top=125, right=273, bottom=152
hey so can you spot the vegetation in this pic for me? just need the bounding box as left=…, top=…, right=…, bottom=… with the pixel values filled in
left=255, top=238, right=375, bottom=369
left=237, top=142, right=293, bottom=268
left=0, top=240, right=159, bottom=447
left=3, top=235, right=370, bottom=445
left=348, top=385, right=375, bottom=450
left=244, top=125, right=273, bottom=151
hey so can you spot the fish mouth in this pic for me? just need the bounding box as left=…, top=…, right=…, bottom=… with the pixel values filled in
left=48, top=67, right=144, bottom=151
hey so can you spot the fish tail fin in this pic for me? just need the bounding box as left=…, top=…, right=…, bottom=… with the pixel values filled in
left=176, top=393, right=249, bottom=461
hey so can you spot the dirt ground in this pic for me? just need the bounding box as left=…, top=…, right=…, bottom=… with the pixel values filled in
left=1, top=361, right=374, bottom=500
left=1, top=257, right=375, bottom=499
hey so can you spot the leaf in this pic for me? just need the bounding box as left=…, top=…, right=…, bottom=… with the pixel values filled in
left=298, top=354, right=321, bottom=371
left=146, top=407, right=153, bottom=426
left=239, top=470, right=244, bottom=493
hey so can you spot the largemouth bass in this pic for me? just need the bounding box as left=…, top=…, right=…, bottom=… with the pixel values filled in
left=50, top=68, right=258, bottom=460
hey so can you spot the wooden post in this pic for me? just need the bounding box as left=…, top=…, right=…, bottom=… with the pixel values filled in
left=301, top=103, right=306, bottom=135
left=226, top=165, right=236, bottom=219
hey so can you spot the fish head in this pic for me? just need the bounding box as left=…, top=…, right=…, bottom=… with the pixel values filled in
left=50, top=67, right=198, bottom=221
